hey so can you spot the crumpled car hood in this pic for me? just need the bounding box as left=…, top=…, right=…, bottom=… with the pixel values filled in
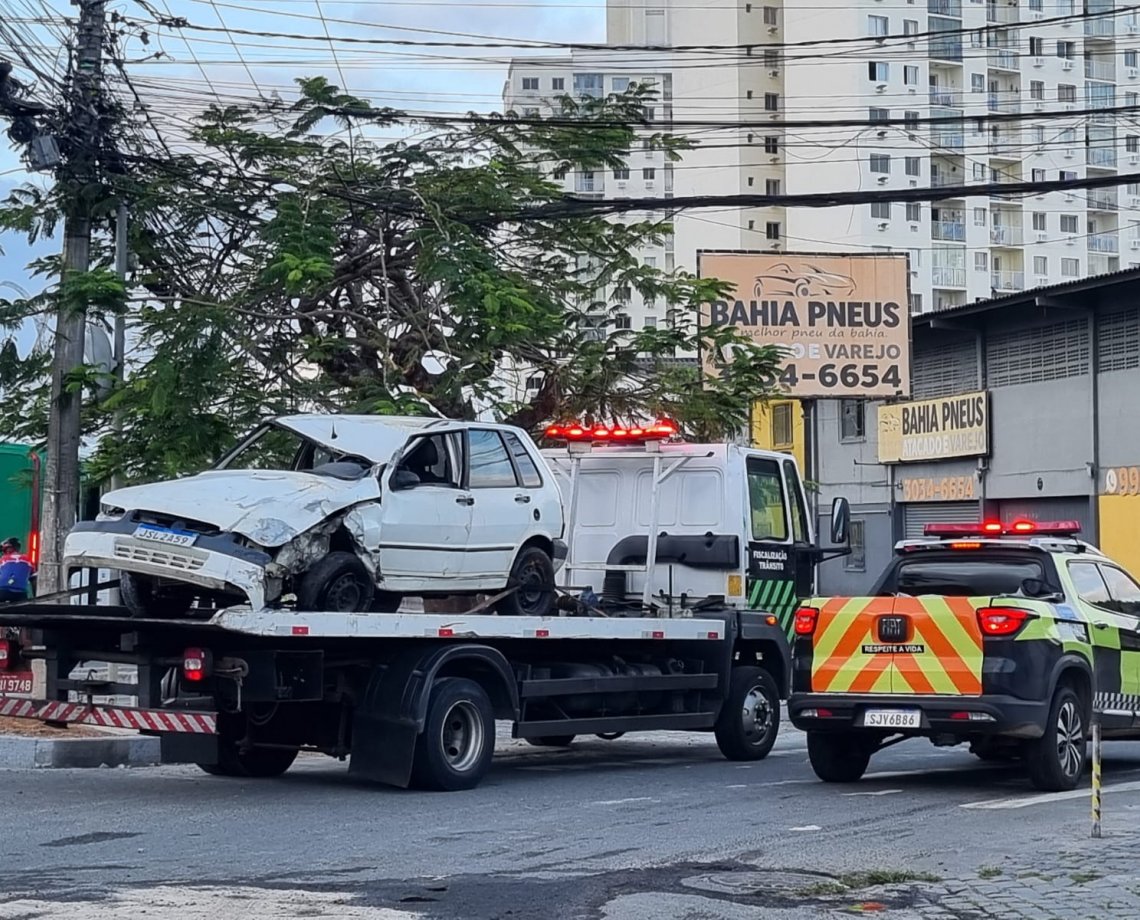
left=104, top=470, right=381, bottom=547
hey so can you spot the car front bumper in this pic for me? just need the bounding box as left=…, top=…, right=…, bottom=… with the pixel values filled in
left=789, top=692, right=1050, bottom=739
left=65, top=521, right=273, bottom=610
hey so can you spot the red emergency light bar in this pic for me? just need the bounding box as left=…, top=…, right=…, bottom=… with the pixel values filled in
left=923, top=520, right=1082, bottom=538
left=544, top=418, right=680, bottom=443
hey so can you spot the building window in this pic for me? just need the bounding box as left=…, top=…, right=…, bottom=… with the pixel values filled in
left=1128, top=136, right=1140, bottom=153
left=766, top=178, right=781, bottom=195
left=906, top=202, right=921, bottom=221
left=1034, top=256, right=1048, bottom=275
left=974, top=251, right=988, bottom=271
left=973, top=207, right=987, bottom=226
left=553, top=166, right=568, bottom=180
left=552, top=77, right=565, bottom=91
left=868, top=61, right=889, bottom=81
left=764, top=135, right=779, bottom=153
left=971, top=73, right=985, bottom=93
left=1030, top=80, right=1044, bottom=100
left=613, top=167, right=630, bottom=180
left=1056, top=40, right=1074, bottom=59
left=909, top=292, right=923, bottom=313
left=764, top=92, right=779, bottom=111
left=904, top=110, right=920, bottom=129
left=905, top=156, right=920, bottom=176
left=1032, top=168, right=1047, bottom=183
left=869, top=107, right=890, bottom=122
left=763, top=48, right=780, bottom=68
left=612, top=76, right=631, bottom=93
left=643, top=167, right=656, bottom=180
left=771, top=403, right=794, bottom=448
left=1029, top=36, right=1043, bottom=56
left=840, top=400, right=866, bottom=441
left=870, top=154, right=890, bottom=173
left=1033, top=212, right=1046, bottom=230
left=904, top=65, right=919, bottom=85
left=522, top=77, right=539, bottom=91
left=766, top=221, right=781, bottom=240
left=573, top=73, right=604, bottom=97
left=1061, top=258, right=1079, bottom=277
left=763, top=5, right=778, bottom=24
left=973, top=162, right=986, bottom=180
left=845, top=520, right=866, bottom=572
left=1125, top=51, right=1137, bottom=68
left=525, top=374, right=543, bottom=391
left=644, top=316, right=659, bottom=329
left=904, top=18, right=918, bottom=35
left=868, top=15, right=889, bottom=36
left=614, top=313, right=632, bottom=330
left=1059, top=169, right=1076, bottom=182
left=1061, top=214, right=1078, bottom=233
left=1058, top=84, right=1076, bottom=102
left=871, top=201, right=891, bottom=220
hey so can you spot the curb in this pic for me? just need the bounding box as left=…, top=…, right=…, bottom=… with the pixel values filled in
left=0, top=735, right=161, bottom=769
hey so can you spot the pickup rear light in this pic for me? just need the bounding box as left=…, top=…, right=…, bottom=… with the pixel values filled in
left=977, top=607, right=1033, bottom=637
left=794, top=606, right=820, bottom=636
left=182, top=647, right=212, bottom=683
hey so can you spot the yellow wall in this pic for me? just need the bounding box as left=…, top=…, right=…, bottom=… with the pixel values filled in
left=751, top=399, right=806, bottom=470
left=1099, top=494, right=1140, bottom=576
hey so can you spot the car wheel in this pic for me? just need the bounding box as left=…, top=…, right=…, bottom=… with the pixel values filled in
left=526, top=735, right=575, bottom=747
left=1026, top=684, right=1087, bottom=791
left=120, top=571, right=194, bottom=618
left=296, top=552, right=375, bottom=612
left=806, top=731, right=874, bottom=783
left=410, top=678, right=495, bottom=791
left=495, top=545, right=555, bottom=617
left=795, top=281, right=811, bottom=298
left=714, top=666, right=781, bottom=761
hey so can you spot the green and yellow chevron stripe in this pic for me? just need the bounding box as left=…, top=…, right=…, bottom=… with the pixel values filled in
left=748, top=578, right=801, bottom=638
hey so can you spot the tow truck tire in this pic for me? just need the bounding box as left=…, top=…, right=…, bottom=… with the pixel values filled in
left=120, top=571, right=194, bottom=619
left=410, top=677, right=495, bottom=791
left=526, top=735, right=576, bottom=747
left=807, top=731, right=873, bottom=783
left=1026, top=684, right=1087, bottom=792
left=296, top=552, right=375, bottom=612
left=198, top=745, right=298, bottom=778
left=714, top=666, right=781, bottom=761
left=495, top=546, right=556, bottom=617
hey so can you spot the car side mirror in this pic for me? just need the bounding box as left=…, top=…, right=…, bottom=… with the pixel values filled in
left=830, top=497, right=850, bottom=546
left=391, top=469, right=420, bottom=490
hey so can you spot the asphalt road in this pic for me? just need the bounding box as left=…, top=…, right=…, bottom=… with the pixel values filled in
left=3, top=721, right=1140, bottom=919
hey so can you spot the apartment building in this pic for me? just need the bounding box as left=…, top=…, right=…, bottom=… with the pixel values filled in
left=508, top=0, right=1140, bottom=317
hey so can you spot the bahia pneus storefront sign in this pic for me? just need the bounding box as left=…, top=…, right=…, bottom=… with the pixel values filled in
left=697, top=251, right=911, bottom=398
left=878, top=391, right=990, bottom=464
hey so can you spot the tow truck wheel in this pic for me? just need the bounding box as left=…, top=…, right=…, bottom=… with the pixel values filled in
left=1026, top=684, right=1087, bottom=792
left=526, top=735, right=575, bottom=747
left=807, top=731, right=873, bottom=783
left=296, top=552, right=375, bottom=612
left=198, top=745, right=298, bottom=779
left=714, top=666, right=781, bottom=761
left=495, top=546, right=556, bottom=617
left=410, top=677, right=495, bottom=791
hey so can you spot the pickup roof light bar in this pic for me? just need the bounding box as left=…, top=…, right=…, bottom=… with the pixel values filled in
left=544, top=418, right=680, bottom=443
left=922, top=520, right=1082, bottom=538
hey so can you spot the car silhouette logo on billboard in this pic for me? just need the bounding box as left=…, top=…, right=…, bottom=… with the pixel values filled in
left=752, top=263, right=858, bottom=300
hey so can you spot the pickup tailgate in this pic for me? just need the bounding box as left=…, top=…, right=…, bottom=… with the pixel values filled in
left=807, top=596, right=984, bottom=695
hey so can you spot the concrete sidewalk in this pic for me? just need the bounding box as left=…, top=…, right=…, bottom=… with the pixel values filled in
left=0, top=732, right=159, bottom=769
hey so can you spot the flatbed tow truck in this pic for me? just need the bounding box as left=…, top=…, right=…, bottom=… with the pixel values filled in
left=0, top=422, right=848, bottom=791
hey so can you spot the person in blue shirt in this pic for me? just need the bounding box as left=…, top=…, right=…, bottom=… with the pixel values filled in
left=0, top=538, right=33, bottom=603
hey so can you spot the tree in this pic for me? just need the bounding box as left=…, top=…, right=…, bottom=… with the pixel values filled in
left=0, top=78, right=784, bottom=484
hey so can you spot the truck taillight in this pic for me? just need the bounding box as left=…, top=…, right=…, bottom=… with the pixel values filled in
left=182, top=647, right=212, bottom=683
left=0, top=640, right=11, bottom=671
left=976, top=607, right=1033, bottom=637
left=794, top=607, right=820, bottom=636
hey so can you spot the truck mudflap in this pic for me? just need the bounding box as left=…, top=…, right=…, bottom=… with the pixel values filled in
left=0, top=697, right=217, bottom=734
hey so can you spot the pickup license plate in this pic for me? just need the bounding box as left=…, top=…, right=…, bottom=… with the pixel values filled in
left=0, top=671, right=33, bottom=695
left=133, top=525, right=198, bottom=548
left=862, top=709, right=922, bottom=729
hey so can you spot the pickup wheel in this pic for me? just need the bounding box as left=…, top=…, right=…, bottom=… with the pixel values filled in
left=120, top=571, right=194, bottom=619
left=807, top=731, right=873, bottom=783
left=714, top=666, right=780, bottom=761
left=495, top=546, right=555, bottom=617
left=526, top=735, right=575, bottom=747
left=410, top=678, right=495, bottom=791
left=1026, top=684, right=1087, bottom=791
left=296, top=552, right=375, bottom=612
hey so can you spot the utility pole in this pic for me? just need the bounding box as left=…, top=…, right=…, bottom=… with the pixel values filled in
left=38, top=0, right=110, bottom=599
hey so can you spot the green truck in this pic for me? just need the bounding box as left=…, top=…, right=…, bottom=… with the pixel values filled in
left=0, top=443, right=42, bottom=582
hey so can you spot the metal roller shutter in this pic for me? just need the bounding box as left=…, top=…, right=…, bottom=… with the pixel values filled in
left=995, top=498, right=1093, bottom=542
left=903, top=502, right=981, bottom=540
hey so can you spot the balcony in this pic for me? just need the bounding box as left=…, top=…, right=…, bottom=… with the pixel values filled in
left=1089, top=232, right=1120, bottom=253
left=932, top=266, right=967, bottom=287
left=990, top=270, right=1025, bottom=291
left=930, top=89, right=963, bottom=108
left=1089, top=189, right=1119, bottom=210
left=1085, top=59, right=1116, bottom=81
left=931, top=174, right=965, bottom=189
left=1089, top=146, right=1118, bottom=168
left=930, top=38, right=963, bottom=62
left=990, top=224, right=1023, bottom=246
left=987, top=93, right=1021, bottom=113
left=988, top=48, right=1020, bottom=71
left=1085, top=18, right=1115, bottom=39
left=986, top=2, right=1018, bottom=22
left=574, top=174, right=604, bottom=197
left=988, top=136, right=1021, bottom=157
left=991, top=180, right=1023, bottom=200
left=932, top=220, right=966, bottom=241
left=928, top=0, right=962, bottom=14
left=931, top=129, right=965, bottom=152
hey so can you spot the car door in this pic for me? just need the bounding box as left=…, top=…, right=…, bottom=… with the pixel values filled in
left=462, top=428, right=527, bottom=583
left=376, top=432, right=473, bottom=585
left=1065, top=560, right=1139, bottom=731
left=1096, top=563, right=1140, bottom=728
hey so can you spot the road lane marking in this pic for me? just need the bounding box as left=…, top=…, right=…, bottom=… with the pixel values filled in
left=589, top=797, right=659, bottom=806
left=962, top=779, right=1140, bottom=809
left=842, top=788, right=904, bottom=796
left=790, top=825, right=821, bottom=831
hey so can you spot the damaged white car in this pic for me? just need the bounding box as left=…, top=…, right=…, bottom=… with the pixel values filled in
left=65, top=415, right=567, bottom=617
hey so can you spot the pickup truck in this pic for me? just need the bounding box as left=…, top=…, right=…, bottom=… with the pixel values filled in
left=789, top=519, right=1140, bottom=791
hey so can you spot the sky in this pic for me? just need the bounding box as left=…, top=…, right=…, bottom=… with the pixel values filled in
left=0, top=0, right=607, bottom=354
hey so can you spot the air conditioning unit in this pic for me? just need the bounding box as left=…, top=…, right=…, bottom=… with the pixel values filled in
left=1033, top=101, right=1045, bottom=111
left=1131, top=239, right=1140, bottom=250
left=1062, top=59, right=1074, bottom=71
left=645, top=181, right=656, bottom=188
left=876, top=83, right=888, bottom=93
left=768, top=25, right=778, bottom=33
left=769, top=111, right=780, bottom=119
left=1064, top=102, right=1076, bottom=110
left=877, top=175, right=889, bottom=184
left=1131, top=196, right=1140, bottom=207
left=877, top=222, right=889, bottom=231
left=616, top=180, right=627, bottom=188
left=907, top=86, right=917, bottom=93
left=909, top=179, right=918, bottom=187
left=1033, top=56, right=1045, bottom=67
left=1036, top=231, right=1048, bottom=242
left=768, top=68, right=780, bottom=76
left=1064, top=193, right=1075, bottom=202
left=1065, top=148, right=1075, bottom=158
left=1033, top=10, right=1044, bottom=18
left=1130, top=67, right=1139, bottom=78
left=1131, top=154, right=1140, bottom=164
left=876, top=129, right=888, bottom=137
left=769, top=155, right=780, bottom=163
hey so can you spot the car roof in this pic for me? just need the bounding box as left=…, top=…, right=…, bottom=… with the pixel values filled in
left=895, top=536, right=1106, bottom=557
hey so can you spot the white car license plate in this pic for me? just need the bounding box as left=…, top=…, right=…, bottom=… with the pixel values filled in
left=862, top=709, right=922, bottom=729
left=133, top=525, right=198, bottom=548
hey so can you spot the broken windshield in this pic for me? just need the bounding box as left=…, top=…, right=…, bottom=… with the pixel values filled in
left=216, top=424, right=371, bottom=478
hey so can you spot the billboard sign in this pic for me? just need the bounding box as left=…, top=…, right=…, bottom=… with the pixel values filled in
left=698, top=251, right=911, bottom=398
left=878, top=391, right=989, bottom=464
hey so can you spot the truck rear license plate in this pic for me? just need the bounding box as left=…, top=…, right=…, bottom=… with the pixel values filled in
left=133, top=525, right=197, bottom=548
left=862, top=709, right=921, bottom=729
left=0, top=671, right=33, bottom=695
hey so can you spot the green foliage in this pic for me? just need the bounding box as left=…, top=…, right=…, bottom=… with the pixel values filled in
left=0, top=78, right=784, bottom=484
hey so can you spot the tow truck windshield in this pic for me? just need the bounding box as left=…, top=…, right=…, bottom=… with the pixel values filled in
left=873, top=553, right=1050, bottom=597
